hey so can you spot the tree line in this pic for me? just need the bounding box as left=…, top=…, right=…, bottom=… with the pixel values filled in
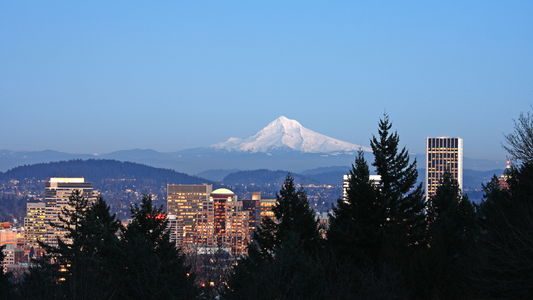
left=1, top=192, right=195, bottom=300
left=2, top=112, right=533, bottom=299
left=222, top=113, right=533, bottom=299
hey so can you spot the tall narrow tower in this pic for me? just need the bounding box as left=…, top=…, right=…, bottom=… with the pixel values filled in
left=425, top=137, right=463, bottom=199
left=24, top=201, right=46, bottom=249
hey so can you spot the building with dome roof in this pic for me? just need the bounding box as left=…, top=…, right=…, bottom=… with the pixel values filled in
left=167, top=185, right=249, bottom=256
left=499, top=161, right=512, bottom=189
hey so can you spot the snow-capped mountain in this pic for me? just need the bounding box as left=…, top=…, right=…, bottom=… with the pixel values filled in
left=209, top=116, right=371, bottom=153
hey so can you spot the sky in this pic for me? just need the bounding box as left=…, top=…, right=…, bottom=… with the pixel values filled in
left=1, top=1, right=532, bottom=160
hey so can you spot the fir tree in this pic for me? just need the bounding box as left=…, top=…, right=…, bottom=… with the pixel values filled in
left=0, top=245, right=13, bottom=300
left=477, top=174, right=510, bottom=230
left=224, top=174, right=321, bottom=299
left=119, top=194, right=196, bottom=300
left=272, top=173, right=321, bottom=253
left=427, top=171, right=477, bottom=258
left=252, top=173, right=320, bottom=260
left=370, top=114, right=426, bottom=254
left=328, top=149, right=383, bottom=263
left=34, top=191, right=123, bottom=299
left=473, top=162, right=533, bottom=299
left=407, top=174, right=477, bottom=300
left=423, top=172, right=477, bottom=299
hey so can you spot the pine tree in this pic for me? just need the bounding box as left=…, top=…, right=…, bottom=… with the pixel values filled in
left=34, top=191, right=123, bottom=299
left=224, top=174, right=321, bottom=299
left=328, top=149, right=383, bottom=262
left=474, top=163, right=533, bottom=299
left=370, top=114, right=426, bottom=254
left=477, top=174, right=510, bottom=230
left=251, top=173, right=320, bottom=260
left=119, top=194, right=196, bottom=300
left=0, top=245, right=13, bottom=300
left=427, top=171, right=477, bottom=259
left=273, top=173, right=321, bottom=253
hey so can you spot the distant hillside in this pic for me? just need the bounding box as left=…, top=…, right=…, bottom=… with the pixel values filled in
left=222, top=169, right=321, bottom=186
left=301, top=166, right=351, bottom=176
left=462, top=169, right=504, bottom=189
left=196, top=169, right=241, bottom=182
left=0, top=159, right=213, bottom=185
left=304, top=171, right=346, bottom=186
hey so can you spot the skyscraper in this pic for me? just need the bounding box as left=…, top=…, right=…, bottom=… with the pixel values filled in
left=24, top=201, right=46, bottom=249
left=167, top=185, right=249, bottom=256
left=209, top=188, right=248, bottom=256
left=167, top=184, right=213, bottom=248
left=425, top=137, right=463, bottom=199
left=242, top=192, right=262, bottom=238
left=45, top=178, right=99, bottom=247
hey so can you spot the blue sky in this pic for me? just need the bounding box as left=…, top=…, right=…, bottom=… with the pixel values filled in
left=1, top=1, right=532, bottom=160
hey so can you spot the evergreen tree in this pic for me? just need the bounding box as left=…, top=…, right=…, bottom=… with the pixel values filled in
left=427, top=171, right=477, bottom=258
left=370, top=114, right=426, bottom=255
left=119, top=194, right=196, bottom=300
left=417, top=172, right=476, bottom=299
left=15, top=259, right=63, bottom=300
left=252, top=215, right=278, bottom=262
left=328, top=149, right=383, bottom=263
left=474, top=162, right=533, bottom=299
left=33, top=191, right=123, bottom=299
left=224, top=174, right=321, bottom=299
left=477, top=174, right=510, bottom=230
left=253, top=173, right=320, bottom=259
left=273, top=173, right=321, bottom=253
left=0, top=245, right=13, bottom=300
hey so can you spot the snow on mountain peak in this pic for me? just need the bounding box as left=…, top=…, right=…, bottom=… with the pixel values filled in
left=210, top=116, right=371, bottom=153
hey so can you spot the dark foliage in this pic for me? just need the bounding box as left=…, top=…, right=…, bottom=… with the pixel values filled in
left=370, top=114, right=426, bottom=258
left=409, top=171, right=478, bottom=299
left=33, top=190, right=124, bottom=299
left=328, top=149, right=383, bottom=263
left=224, top=174, right=321, bottom=299
left=473, top=162, right=533, bottom=299
left=0, top=245, right=14, bottom=300
left=119, top=194, right=196, bottom=300
left=17, top=192, right=195, bottom=300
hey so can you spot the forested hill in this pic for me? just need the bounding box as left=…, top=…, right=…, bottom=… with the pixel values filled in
left=0, top=159, right=213, bottom=185
left=223, top=169, right=322, bottom=186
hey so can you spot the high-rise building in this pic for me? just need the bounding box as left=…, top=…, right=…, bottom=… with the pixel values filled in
left=209, top=188, right=248, bottom=256
left=259, top=197, right=277, bottom=221
left=167, top=185, right=249, bottom=256
left=242, top=192, right=263, bottom=237
left=45, top=178, right=99, bottom=247
left=24, top=201, right=46, bottom=249
left=426, top=137, right=463, bottom=199
left=167, top=184, right=213, bottom=248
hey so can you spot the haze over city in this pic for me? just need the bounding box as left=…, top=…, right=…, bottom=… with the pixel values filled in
left=1, top=1, right=532, bottom=161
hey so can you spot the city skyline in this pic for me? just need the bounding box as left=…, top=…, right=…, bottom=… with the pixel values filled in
left=1, top=2, right=532, bottom=161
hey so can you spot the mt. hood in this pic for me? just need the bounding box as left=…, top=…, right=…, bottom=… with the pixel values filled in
left=209, top=116, right=371, bottom=154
